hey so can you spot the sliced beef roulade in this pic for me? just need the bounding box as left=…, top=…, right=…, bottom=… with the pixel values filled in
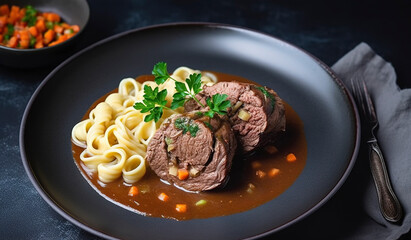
left=185, top=81, right=286, bottom=153
left=146, top=112, right=237, bottom=192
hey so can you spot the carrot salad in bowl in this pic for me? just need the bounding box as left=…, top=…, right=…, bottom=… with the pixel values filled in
left=0, top=4, right=80, bottom=49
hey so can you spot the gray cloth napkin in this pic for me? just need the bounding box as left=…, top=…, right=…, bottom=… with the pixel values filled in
left=274, top=43, right=411, bottom=240
left=332, top=42, right=411, bottom=239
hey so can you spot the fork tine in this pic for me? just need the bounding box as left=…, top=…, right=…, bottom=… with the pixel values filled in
left=350, top=77, right=366, bottom=118
left=361, top=80, right=377, bottom=121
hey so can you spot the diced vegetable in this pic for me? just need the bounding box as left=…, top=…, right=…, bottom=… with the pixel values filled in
left=28, top=26, right=38, bottom=37
left=175, top=204, right=187, bottom=213
left=0, top=4, right=80, bottom=49
left=286, top=153, right=297, bottom=162
left=178, top=169, right=189, bottom=180
left=189, top=167, right=199, bottom=177
left=256, top=170, right=266, bottom=178
left=168, top=165, right=178, bottom=176
left=43, top=29, right=55, bottom=44
left=158, top=192, right=169, bottom=202
left=232, top=101, right=243, bottom=112
left=128, top=186, right=139, bottom=196
left=44, top=12, right=60, bottom=22
left=268, top=168, right=280, bottom=177
left=238, top=109, right=251, bottom=121
left=167, top=144, right=175, bottom=152
left=195, top=199, right=207, bottom=207
left=246, top=183, right=256, bottom=194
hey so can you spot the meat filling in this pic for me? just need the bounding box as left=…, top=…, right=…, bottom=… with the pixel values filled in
left=146, top=112, right=237, bottom=192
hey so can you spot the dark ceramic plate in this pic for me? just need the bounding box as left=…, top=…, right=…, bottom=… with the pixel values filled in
left=20, top=23, right=359, bottom=240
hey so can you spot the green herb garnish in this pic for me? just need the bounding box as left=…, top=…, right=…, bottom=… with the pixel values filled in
left=4, top=24, right=14, bottom=41
left=204, top=94, right=231, bottom=118
left=152, top=62, right=205, bottom=109
left=45, top=21, right=54, bottom=30
left=29, top=36, right=36, bottom=48
left=203, top=121, right=214, bottom=131
left=256, top=86, right=276, bottom=107
left=22, top=5, right=37, bottom=27
left=174, top=117, right=199, bottom=137
left=133, top=85, right=169, bottom=122
left=134, top=62, right=231, bottom=124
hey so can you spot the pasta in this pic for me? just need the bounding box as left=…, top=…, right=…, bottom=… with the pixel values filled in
left=72, top=67, right=216, bottom=183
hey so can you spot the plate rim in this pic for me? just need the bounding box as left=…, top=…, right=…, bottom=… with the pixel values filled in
left=19, top=22, right=360, bottom=240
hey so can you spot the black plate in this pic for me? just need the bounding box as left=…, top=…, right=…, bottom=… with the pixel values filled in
left=20, top=23, right=360, bottom=239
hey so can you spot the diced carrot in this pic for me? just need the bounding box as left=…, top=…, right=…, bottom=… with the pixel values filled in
left=29, top=26, right=38, bottom=37
left=158, top=192, right=169, bottom=202
left=256, top=170, right=266, bottom=178
left=35, top=18, right=46, bottom=33
left=43, top=29, right=55, bottom=44
left=175, top=204, right=187, bottom=213
left=44, top=12, right=60, bottom=22
left=0, top=16, right=7, bottom=28
left=66, top=33, right=75, bottom=39
left=34, top=40, right=43, bottom=49
left=19, top=39, right=29, bottom=48
left=177, top=169, right=189, bottom=180
left=7, top=36, right=17, bottom=47
left=18, top=8, right=26, bottom=19
left=268, top=168, right=280, bottom=177
left=7, top=6, right=19, bottom=25
left=53, top=24, right=63, bottom=34
left=61, top=22, right=70, bottom=29
left=128, top=186, right=139, bottom=196
left=286, top=153, right=297, bottom=162
left=48, top=34, right=67, bottom=47
left=20, top=30, right=29, bottom=40
left=0, top=5, right=10, bottom=16
left=0, top=5, right=78, bottom=49
left=71, top=25, right=80, bottom=32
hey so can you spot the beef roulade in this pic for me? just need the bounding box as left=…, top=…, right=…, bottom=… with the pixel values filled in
left=185, top=81, right=286, bottom=153
left=146, top=112, right=237, bottom=192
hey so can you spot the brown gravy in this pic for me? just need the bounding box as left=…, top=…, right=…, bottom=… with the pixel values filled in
left=72, top=72, right=307, bottom=220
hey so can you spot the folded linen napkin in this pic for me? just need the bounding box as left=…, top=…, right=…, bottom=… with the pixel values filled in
left=273, top=43, right=411, bottom=240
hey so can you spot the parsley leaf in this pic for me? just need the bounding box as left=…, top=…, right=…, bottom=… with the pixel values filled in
left=133, top=85, right=169, bottom=122
left=204, top=94, right=231, bottom=118
left=4, top=24, right=14, bottom=41
left=152, top=62, right=170, bottom=85
left=174, top=117, right=199, bottom=137
left=186, top=73, right=202, bottom=95
left=171, top=73, right=204, bottom=109
left=256, top=86, right=276, bottom=107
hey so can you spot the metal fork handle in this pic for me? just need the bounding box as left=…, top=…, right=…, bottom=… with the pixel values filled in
left=368, top=141, right=403, bottom=222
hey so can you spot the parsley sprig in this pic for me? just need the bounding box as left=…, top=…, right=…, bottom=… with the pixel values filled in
left=152, top=62, right=205, bottom=109
left=22, top=5, right=37, bottom=27
left=133, top=85, right=170, bottom=122
left=134, top=62, right=231, bottom=123
left=204, top=93, right=231, bottom=118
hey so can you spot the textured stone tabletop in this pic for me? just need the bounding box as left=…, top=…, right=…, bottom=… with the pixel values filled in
left=1, top=0, right=410, bottom=239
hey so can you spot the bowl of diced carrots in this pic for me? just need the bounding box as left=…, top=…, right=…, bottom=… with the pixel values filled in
left=0, top=0, right=89, bottom=68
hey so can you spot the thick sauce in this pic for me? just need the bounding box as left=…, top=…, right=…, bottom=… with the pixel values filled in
left=72, top=72, right=307, bottom=220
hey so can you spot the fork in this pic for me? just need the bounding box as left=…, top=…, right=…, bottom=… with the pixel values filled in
left=350, top=77, right=403, bottom=223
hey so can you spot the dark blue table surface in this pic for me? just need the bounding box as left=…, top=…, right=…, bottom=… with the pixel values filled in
left=1, top=0, right=410, bottom=239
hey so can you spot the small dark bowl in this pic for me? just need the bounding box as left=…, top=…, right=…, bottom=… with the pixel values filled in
left=0, top=0, right=89, bottom=68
